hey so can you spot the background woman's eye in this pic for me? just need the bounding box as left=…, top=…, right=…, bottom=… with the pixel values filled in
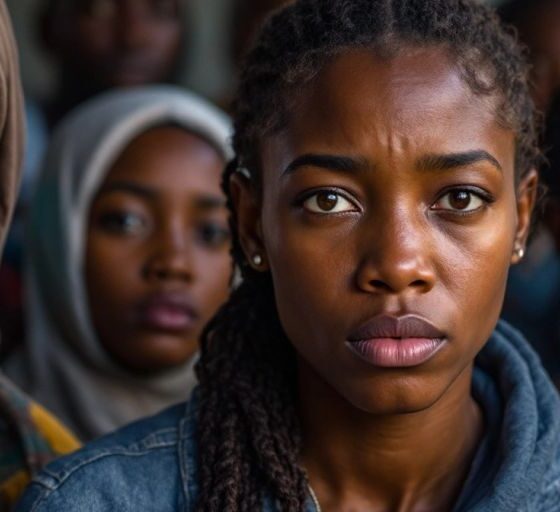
left=197, top=223, right=230, bottom=248
left=303, top=191, right=357, bottom=214
left=97, top=211, right=147, bottom=235
left=433, top=190, right=484, bottom=212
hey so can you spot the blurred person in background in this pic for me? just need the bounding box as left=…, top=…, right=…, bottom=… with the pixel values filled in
left=0, top=0, right=190, bottom=360
left=5, top=86, right=233, bottom=441
left=40, top=0, right=188, bottom=128
left=0, top=2, right=80, bottom=509
left=499, top=0, right=560, bottom=384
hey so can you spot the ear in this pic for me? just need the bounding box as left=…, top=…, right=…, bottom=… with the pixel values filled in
left=512, top=168, right=539, bottom=264
left=229, top=173, right=269, bottom=271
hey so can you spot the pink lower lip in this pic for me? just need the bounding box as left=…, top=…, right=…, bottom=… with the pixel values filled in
left=141, top=305, right=197, bottom=332
left=345, top=337, right=446, bottom=368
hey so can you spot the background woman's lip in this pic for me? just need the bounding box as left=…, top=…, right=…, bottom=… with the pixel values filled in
left=347, top=314, right=446, bottom=341
left=136, top=292, right=199, bottom=333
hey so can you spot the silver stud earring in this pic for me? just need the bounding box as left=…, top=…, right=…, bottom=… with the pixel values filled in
left=515, top=246, right=525, bottom=261
left=252, top=254, right=263, bottom=267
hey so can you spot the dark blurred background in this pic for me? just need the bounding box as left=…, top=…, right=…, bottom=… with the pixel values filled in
left=4, top=0, right=507, bottom=105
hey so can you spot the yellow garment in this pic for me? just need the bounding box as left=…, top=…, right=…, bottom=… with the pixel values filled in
left=0, top=381, right=81, bottom=511
left=28, top=403, right=81, bottom=456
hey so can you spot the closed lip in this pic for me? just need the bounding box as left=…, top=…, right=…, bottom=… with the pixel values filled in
left=347, top=314, right=446, bottom=341
left=135, top=291, right=199, bottom=333
left=345, top=314, right=447, bottom=368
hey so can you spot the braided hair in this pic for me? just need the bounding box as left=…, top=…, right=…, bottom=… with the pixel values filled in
left=195, top=1, right=540, bottom=510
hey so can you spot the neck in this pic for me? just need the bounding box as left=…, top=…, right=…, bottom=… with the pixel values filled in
left=298, top=360, right=483, bottom=512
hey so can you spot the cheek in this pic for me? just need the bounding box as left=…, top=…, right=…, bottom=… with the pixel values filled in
left=438, top=205, right=516, bottom=338
left=264, top=212, right=357, bottom=348
left=430, top=202, right=516, bottom=359
left=85, top=233, right=141, bottom=311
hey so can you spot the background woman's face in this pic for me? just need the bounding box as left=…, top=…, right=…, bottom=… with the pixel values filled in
left=49, top=0, right=184, bottom=88
left=86, top=126, right=231, bottom=373
left=240, top=47, right=536, bottom=414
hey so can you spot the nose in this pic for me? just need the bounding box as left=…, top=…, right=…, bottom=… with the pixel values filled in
left=355, top=205, right=436, bottom=295
left=143, top=229, right=194, bottom=284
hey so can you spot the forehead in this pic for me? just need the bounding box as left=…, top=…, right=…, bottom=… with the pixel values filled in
left=265, top=46, right=514, bottom=172
left=105, top=127, right=224, bottom=191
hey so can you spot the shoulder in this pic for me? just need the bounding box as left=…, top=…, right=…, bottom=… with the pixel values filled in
left=15, top=399, right=199, bottom=512
left=0, top=373, right=80, bottom=509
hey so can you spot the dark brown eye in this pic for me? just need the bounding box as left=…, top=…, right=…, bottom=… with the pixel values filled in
left=97, top=211, right=148, bottom=235
left=448, top=191, right=471, bottom=210
left=433, top=189, right=484, bottom=213
left=317, top=192, right=339, bottom=211
left=303, top=191, right=356, bottom=214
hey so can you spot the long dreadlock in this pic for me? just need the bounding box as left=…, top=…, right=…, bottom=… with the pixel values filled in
left=195, top=1, right=541, bottom=510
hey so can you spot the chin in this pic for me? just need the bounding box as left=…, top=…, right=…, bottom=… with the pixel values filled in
left=111, top=335, right=198, bottom=374
left=335, top=371, right=452, bottom=416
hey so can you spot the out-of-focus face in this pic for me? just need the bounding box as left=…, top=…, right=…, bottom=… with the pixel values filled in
left=86, top=126, right=231, bottom=373
left=49, top=0, right=183, bottom=88
left=233, top=47, right=537, bottom=415
left=521, top=2, right=560, bottom=111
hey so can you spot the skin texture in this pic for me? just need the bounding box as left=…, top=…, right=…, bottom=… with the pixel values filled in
left=232, top=47, right=537, bottom=511
left=86, top=127, right=231, bottom=373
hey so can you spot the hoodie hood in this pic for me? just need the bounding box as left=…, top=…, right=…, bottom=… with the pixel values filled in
left=455, top=320, right=560, bottom=511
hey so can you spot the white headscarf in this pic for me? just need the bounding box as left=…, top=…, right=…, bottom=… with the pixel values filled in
left=5, top=86, right=232, bottom=440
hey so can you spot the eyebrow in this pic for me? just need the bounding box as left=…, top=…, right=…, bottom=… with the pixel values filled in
left=416, top=150, right=503, bottom=173
left=98, top=181, right=226, bottom=210
left=193, top=196, right=227, bottom=211
left=98, top=181, right=156, bottom=199
left=282, top=154, right=370, bottom=176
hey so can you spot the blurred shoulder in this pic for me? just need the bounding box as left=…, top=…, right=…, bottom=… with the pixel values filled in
left=0, top=373, right=79, bottom=508
left=15, top=399, right=199, bottom=512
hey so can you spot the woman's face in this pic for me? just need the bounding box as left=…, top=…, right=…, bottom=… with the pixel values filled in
left=86, top=126, right=231, bottom=372
left=234, top=47, right=537, bottom=414
left=52, top=0, right=183, bottom=88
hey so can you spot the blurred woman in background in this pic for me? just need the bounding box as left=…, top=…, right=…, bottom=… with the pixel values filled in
left=5, top=86, right=233, bottom=440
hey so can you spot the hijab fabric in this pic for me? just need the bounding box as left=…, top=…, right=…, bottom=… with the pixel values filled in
left=0, top=0, right=23, bottom=248
left=6, top=86, right=232, bottom=440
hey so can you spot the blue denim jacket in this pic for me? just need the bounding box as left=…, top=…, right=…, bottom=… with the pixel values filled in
left=14, top=393, right=315, bottom=512
left=15, top=322, right=560, bottom=512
